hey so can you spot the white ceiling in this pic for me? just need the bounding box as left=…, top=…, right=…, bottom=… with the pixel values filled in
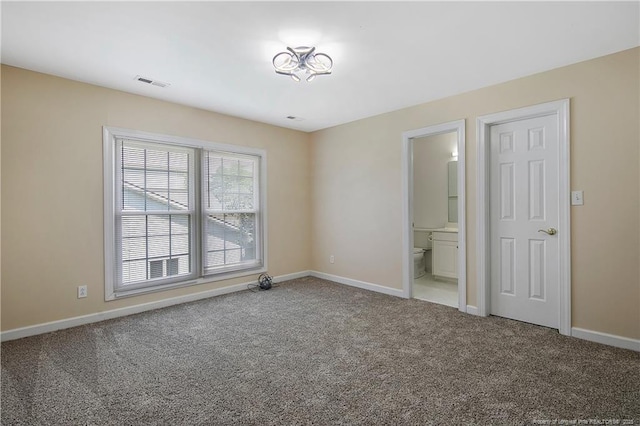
left=2, top=1, right=639, bottom=132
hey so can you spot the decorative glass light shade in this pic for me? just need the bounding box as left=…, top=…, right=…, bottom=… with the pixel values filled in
left=273, top=46, right=333, bottom=82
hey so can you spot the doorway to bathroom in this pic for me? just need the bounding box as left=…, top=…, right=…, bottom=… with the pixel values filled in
left=401, top=120, right=466, bottom=312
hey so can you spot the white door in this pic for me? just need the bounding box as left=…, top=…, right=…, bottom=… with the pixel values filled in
left=490, top=114, right=559, bottom=328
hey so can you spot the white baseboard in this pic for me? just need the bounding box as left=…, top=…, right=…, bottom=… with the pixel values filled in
left=571, top=327, right=640, bottom=352
left=272, top=270, right=311, bottom=283
left=465, top=305, right=479, bottom=316
left=1, top=271, right=311, bottom=342
left=310, top=271, right=404, bottom=298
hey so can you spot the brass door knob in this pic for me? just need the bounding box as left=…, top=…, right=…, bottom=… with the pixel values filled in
left=538, top=228, right=557, bottom=236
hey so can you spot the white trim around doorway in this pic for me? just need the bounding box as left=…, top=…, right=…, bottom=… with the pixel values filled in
left=476, top=99, right=571, bottom=336
left=402, top=119, right=467, bottom=312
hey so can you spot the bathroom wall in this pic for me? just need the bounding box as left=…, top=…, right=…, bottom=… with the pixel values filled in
left=412, top=131, right=457, bottom=229
left=310, top=47, right=640, bottom=340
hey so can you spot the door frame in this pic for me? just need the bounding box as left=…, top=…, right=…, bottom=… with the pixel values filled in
left=476, top=99, right=571, bottom=335
left=401, top=119, right=467, bottom=312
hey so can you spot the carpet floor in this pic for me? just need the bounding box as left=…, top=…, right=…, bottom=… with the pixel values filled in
left=2, top=277, right=639, bottom=425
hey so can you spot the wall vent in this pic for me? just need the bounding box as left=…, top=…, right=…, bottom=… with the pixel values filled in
left=135, top=75, right=170, bottom=88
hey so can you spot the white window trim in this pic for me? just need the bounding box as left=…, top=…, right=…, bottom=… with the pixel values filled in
left=114, top=139, right=199, bottom=292
left=103, top=126, right=267, bottom=301
left=201, top=150, right=263, bottom=277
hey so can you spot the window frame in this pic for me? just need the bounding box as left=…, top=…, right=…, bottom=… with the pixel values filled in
left=201, top=150, right=263, bottom=276
left=115, top=139, right=198, bottom=292
left=104, top=127, right=267, bottom=301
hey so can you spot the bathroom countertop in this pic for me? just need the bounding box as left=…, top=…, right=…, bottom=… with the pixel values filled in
left=415, top=227, right=458, bottom=233
left=433, top=228, right=458, bottom=233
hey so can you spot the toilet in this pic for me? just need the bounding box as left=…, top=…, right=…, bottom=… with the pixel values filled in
left=413, top=248, right=426, bottom=278
left=413, top=229, right=433, bottom=279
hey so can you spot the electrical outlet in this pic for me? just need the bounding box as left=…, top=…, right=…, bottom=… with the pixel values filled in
left=77, top=285, right=87, bottom=299
left=330, top=255, right=335, bottom=264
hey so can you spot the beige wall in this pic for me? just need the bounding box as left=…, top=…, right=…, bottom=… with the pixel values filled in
left=2, top=48, right=639, bottom=341
left=1, top=65, right=311, bottom=331
left=311, top=47, right=640, bottom=340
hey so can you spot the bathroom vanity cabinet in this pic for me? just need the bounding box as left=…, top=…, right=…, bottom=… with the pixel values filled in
left=432, top=231, right=458, bottom=280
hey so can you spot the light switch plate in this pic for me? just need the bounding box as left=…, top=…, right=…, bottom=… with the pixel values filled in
left=571, top=190, right=584, bottom=206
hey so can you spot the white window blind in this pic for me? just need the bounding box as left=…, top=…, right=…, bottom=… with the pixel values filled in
left=115, top=139, right=196, bottom=290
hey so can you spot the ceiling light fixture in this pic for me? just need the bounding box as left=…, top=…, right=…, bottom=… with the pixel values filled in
left=272, top=46, right=333, bottom=82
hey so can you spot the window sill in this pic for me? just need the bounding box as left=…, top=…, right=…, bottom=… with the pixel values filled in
left=106, top=266, right=267, bottom=301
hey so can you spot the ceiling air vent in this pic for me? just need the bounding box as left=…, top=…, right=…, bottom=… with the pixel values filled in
left=286, top=116, right=304, bottom=121
left=135, top=75, right=170, bottom=88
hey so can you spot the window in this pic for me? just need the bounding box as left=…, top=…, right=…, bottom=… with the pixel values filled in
left=202, top=151, right=260, bottom=275
left=104, top=127, right=266, bottom=299
left=118, top=141, right=196, bottom=287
